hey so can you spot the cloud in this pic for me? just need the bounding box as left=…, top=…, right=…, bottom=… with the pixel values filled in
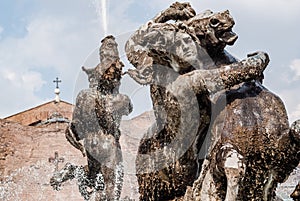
left=0, top=25, right=3, bottom=40
left=106, top=0, right=142, bottom=35
left=276, top=87, right=300, bottom=124
left=290, top=59, right=300, bottom=80
left=0, top=68, right=46, bottom=117
left=0, top=16, right=98, bottom=85
left=1, top=69, right=45, bottom=92
left=146, top=0, right=300, bottom=17
left=0, top=2, right=101, bottom=117
left=0, top=0, right=148, bottom=118
left=290, top=104, right=300, bottom=123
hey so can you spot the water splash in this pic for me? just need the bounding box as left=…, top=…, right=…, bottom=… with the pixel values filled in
left=101, top=0, right=108, bottom=35
left=0, top=161, right=76, bottom=201
left=92, top=0, right=108, bottom=36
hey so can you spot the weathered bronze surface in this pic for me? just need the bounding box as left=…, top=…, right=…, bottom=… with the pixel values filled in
left=51, top=36, right=132, bottom=200
left=49, top=2, right=299, bottom=200
left=125, top=2, right=300, bottom=201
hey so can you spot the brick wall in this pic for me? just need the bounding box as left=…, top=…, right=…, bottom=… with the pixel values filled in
left=4, top=101, right=73, bottom=126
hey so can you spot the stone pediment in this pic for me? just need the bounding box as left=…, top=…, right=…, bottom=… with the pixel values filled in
left=4, top=100, right=73, bottom=126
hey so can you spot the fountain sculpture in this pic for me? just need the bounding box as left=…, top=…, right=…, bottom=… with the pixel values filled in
left=50, top=35, right=132, bottom=200
left=50, top=2, right=300, bottom=201
left=125, top=2, right=300, bottom=201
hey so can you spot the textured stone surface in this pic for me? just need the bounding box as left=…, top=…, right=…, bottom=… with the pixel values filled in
left=0, top=119, right=86, bottom=201
left=0, top=111, right=154, bottom=201
left=191, top=88, right=300, bottom=200
left=125, top=2, right=300, bottom=200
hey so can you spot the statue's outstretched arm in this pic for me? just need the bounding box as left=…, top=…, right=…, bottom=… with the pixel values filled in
left=168, top=51, right=269, bottom=95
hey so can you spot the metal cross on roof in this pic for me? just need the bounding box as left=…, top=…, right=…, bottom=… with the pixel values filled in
left=53, top=77, right=62, bottom=89
left=48, top=151, right=64, bottom=171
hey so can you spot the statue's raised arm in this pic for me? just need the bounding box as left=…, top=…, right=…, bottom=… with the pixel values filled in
left=125, top=3, right=299, bottom=201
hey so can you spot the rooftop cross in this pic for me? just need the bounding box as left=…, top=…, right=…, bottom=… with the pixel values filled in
left=53, top=77, right=62, bottom=89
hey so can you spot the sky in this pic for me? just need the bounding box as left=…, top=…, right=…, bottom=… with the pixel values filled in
left=0, top=0, right=299, bottom=123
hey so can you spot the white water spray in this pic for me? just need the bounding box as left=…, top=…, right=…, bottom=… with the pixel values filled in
left=101, top=0, right=108, bottom=35
left=93, top=0, right=108, bottom=36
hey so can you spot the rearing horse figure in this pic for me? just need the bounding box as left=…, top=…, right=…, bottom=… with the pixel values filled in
left=126, top=2, right=300, bottom=200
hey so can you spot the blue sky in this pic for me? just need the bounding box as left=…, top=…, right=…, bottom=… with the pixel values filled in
left=0, top=0, right=300, bottom=123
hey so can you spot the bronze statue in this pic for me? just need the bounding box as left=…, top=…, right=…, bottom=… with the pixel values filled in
left=51, top=35, right=132, bottom=201
left=125, top=2, right=300, bottom=200
left=49, top=2, right=300, bottom=200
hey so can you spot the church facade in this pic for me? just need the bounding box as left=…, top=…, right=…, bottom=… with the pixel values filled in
left=4, top=100, right=73, bottom=126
